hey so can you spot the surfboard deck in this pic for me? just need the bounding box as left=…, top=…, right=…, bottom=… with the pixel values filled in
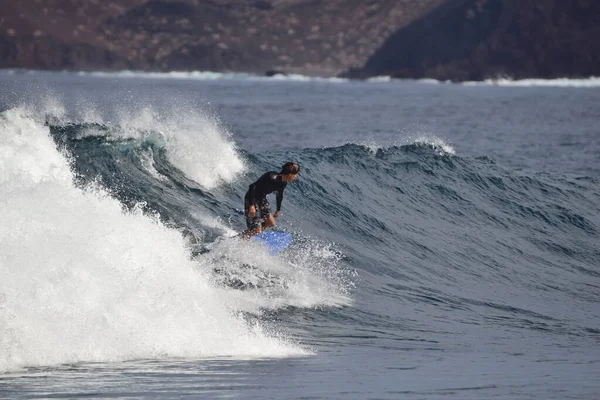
left=252, top=231, right=293, bottom=255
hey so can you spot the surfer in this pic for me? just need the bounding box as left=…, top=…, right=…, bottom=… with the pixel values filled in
left=242, top=162, right=300, bottom=238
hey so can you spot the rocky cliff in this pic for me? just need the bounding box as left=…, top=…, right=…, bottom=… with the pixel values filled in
left=346, top=0, right=600, bottom=80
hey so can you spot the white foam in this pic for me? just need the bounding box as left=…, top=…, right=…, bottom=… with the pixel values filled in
left=410, top=134, right=455, bottom=155
left=1, top=69, right=347, bottom=83
left=78, top=70, right=255, bottom=81
left=354, top=134, right=455, bottom=156
left=13, top=86, right=246, bottom=190
left=114, top=107, right=246, bottom=189
left=366, top=76, right=393, bottom=83
left=76, top=70, right=348, bottom=83
left=3, top=69, right=600, bottom=87
left=357, top=139, right=385, bottom=153
left=200, top=236, right=353, bottom=314
left=138, top=148, right=168, bottom=183
left=47, top=104, right=245, bottom=190
left=268, top=73, right=348, bottom=83
left=462, top=77, right=600, bottom=88
left=418, top=78, right=447, bottom=84
left=0, top=109, right=306, bottom=373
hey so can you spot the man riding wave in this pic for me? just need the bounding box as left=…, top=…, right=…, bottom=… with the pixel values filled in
left=242, top=162, right=300, bottom=237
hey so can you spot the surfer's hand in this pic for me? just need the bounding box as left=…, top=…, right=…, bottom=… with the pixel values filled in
left=248, top=205, right=256, bottom=217
left=274, top=211, right=281, bottom=218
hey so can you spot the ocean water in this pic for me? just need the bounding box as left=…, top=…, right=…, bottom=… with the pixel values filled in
left=0, top=70, right=599, bottom=399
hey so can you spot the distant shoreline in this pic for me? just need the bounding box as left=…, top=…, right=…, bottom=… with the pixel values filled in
left=3, top=68, right=600, bottom=88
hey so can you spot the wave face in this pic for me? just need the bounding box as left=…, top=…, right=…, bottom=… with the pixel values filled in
left=0, top=75, right=599, bottom=398
left=291, top=143, right=599, bottom=321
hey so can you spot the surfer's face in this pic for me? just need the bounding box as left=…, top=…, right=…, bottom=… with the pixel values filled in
left=282, top=173, right=298, bottom=182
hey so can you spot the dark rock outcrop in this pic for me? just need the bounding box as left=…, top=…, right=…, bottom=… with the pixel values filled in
left=346, top=0, right=600, bottom=81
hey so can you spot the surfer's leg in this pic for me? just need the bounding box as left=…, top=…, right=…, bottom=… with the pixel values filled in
left=242, top=213, right=262, bottom=237
left=262, top=206, right=275, bottom=228
left=259, top=199, right=275, bottom=230
left=242, top=195, right=263, bottom=238
left=243, top=215, right=263, bottom=238
left=262, top=215, right=276, bottom=229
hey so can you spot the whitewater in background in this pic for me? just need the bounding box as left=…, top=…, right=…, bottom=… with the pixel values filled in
left=3, top=69, right=600, bottom=87
left=0, top=71, right=599, bottom=399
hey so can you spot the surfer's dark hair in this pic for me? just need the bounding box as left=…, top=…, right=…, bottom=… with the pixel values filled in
left=281, top=162, right=300, bottom=175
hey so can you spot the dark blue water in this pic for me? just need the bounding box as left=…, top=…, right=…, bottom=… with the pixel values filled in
left=1, top=71, right=599, bottom=399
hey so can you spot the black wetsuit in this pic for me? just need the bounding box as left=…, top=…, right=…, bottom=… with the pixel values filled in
left=244, top=171, right=287, bottom=230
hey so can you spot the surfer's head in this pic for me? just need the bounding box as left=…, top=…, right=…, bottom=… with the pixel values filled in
left=281, top=162, right=300, bottom=181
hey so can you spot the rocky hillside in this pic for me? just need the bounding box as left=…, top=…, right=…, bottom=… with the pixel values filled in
left=346, top=0, right=600, bottom=80
left=2, top=0, right=598, bottom=80
left=0, top=0, right=444, bottom=76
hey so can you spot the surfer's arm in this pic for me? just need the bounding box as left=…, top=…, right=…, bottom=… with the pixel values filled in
left=248, top=183, right=257, bottom=204
left=275, top=183, right=285, bottom=213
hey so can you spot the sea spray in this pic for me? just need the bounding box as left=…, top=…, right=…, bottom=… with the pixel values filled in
left=115, top=107, right=245, bottom=189
left=0, top=109, right=305, bottom=372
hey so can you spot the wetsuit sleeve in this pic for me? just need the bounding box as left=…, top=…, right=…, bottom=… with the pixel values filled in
left=276, top=182, right=287, bottom=211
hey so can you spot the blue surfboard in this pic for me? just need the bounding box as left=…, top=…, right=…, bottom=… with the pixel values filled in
left=252, top=231, right=293, bottom=255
